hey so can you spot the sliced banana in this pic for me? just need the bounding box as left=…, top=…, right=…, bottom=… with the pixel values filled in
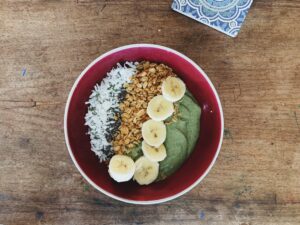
left=142, top=141, right=167, bottom=162
left=134, top=156, right=159, bottom=185
left=162, top=77, right=186, bottom=102
left=142, top=120, right=166, bottom=147
left=108, top=155, right=135, bottom=182
left=147, top=95, right=174, bottom=121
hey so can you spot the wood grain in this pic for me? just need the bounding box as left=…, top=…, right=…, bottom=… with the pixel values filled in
left=0, top=0, right=299, bottom=224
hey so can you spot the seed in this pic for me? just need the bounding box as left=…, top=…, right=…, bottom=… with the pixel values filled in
left=125, top=108, right=131, bottom=113
left=133, top=129, right=139, bottom=134
left=143, top=61, right=150, bottom=69
left=136, top=109, right=145, bottom=117
left=143, top=82, right=148, bottom=89
left=133, top=117, right=137, bottom=123
left=120, top=126, right=129, bottom=135
left=123, top=113, right=130, bottom=119
left=156, top=65, right=163, bottom=72
left=127, top=143, right=134, bottom=148
left=143, top=102, right=148, bottom=108
left=141, top=76, right=148, bottom=82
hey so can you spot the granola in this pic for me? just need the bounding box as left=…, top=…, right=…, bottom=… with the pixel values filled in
left=112, top=61, right=177, bottom=154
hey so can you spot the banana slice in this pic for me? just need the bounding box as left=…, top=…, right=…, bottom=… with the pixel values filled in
left=162, top=77, right=186, bottom=102
left=134, top=156, right=159, bottom=185
left=108, top=155, right=135, bottom=182
left=142, top=141, right=167, bottom=162
left=147, top=95, right=174, bottom=121
left=142, top=120, right=166, bottom=147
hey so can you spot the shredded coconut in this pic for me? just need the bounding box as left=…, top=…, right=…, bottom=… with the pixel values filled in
left=85, top=62, right=137, bottom=162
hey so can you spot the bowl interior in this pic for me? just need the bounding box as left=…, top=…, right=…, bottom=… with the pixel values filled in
left=66, top=45, right=223, bottom=202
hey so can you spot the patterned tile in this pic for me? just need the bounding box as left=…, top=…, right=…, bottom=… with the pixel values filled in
left=172, top=0, right=253, bottom=37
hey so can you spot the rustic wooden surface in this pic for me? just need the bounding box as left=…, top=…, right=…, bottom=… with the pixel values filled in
left=0, top=0, right=299, bottom=224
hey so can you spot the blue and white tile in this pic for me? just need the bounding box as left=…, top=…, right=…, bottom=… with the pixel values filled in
left=172, top=0, right=253, bottom=37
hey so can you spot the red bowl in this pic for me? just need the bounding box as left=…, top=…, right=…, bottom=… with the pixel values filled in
left=64, top=44, right=224, bottom=204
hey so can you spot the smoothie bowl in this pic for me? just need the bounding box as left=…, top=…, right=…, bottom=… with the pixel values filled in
left=64, top=44, right=224, bottom=204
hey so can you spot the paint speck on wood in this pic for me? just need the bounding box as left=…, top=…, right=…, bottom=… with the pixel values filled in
left=19, top=138, right=30, bottom=149
left=35, top=211, right=44, bottom=221
left=22, top=69, right=27, bottom=76
left=199, top=211, right=205, bottom=220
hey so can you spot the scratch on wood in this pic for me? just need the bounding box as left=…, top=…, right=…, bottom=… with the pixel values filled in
left=101, top=4, right=107, bottom=12
left=233, top=82, right=242, bottom=101
left=35, top=101, right=62, bottom=106
left=0, top=100, right=62, bottom=109
left=294, top=111, right=300, bottom=131
left=274, top=193, right=277, bottom=205
left=0, top=100, right=36, bottom=109
left=234, top=215, right=240, bottom=224
left=238, top=82, right=242, bottom=97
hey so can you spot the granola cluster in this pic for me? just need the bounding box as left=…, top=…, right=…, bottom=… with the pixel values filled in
left=112, top=61, right=176, bottom=154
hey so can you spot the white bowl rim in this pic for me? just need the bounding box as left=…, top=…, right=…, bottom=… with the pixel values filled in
left=64, top=43, right=224, bottom=205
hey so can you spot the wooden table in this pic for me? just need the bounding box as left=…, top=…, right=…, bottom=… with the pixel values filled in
left=1, top=0, right=299, bottom=224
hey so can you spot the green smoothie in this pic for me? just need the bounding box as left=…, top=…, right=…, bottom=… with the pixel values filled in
left=127, top=92, right=201, bottom=181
